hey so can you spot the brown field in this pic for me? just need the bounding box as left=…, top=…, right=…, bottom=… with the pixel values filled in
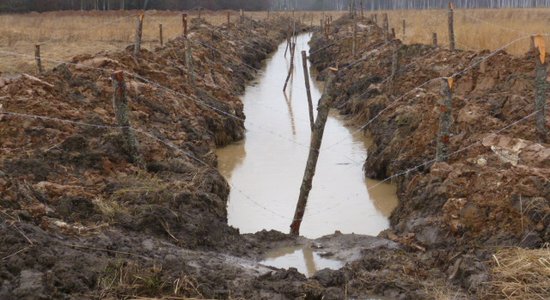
left=0, top=10, right=344, bottom=74
left=383, top=8, right=550, bottom=55
left=1, top=8, right=548, bottom=75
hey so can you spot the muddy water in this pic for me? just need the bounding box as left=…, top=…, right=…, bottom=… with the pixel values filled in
left=217, top=33, right=397, bottom=238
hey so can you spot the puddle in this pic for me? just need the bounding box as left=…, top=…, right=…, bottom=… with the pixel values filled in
left=217, top=33, right=398, bottom=275
left=261, top=245, right=343, bottom=277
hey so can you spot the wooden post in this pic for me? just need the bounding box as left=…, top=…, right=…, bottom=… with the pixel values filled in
left=283, top=42, right=296, bottom=92
left=402, top=19, right=406, bottom=39
left=240, top=9, right=243, bottom=24
left=436, top=78, right=453, bottom=162
left=198, top=8, right=201, bottom=20
left=290, top=74, right=336, bottom=236
left=185, top=39, right=195, bottom=88
left=301, top=51, right=315, bottom=132
left=433, top=32, right=438, bottom=47
left=159, top=24, right=163, bottom=47
left=448, top=2, right=455, bottom=51
left=391, top=45, right=399, bottom=82
left=352, top=21, right=357, bottom=57
left=374, top=13, right=378, bottom=24
left=111, top=71, right=142, bottom=164
left=133, top=14, right=144, bottom=58
left=267, top=10, right=270, bottom=19
left=383, top=13, right=389, bottom=41
left=391, top=28, right=396, bottom=39
left=361, top=0, right=364, bottom=19
left=227, top=11, right=231, bottom=28
left=182, top=13, right=188, bottom=37
left=534, top=35, right=548, bottom=142
left=35, top=44, right=43, bottom=74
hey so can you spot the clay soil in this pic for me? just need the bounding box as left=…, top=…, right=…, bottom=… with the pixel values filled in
left=1, top=12, right=549, bottom=300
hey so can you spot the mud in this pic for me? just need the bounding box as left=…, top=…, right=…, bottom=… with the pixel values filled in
left=308, top=15, right=549, bottom=298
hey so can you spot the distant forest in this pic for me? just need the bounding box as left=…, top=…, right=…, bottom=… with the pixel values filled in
left=2, top=0, right=550, bottom=13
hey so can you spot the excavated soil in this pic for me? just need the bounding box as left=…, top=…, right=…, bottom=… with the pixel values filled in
left=2, top=13, right=548, bottom=300
left=308, top=15, right=549, bottom=299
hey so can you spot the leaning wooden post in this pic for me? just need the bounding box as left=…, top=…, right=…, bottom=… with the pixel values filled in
left=433, top=32, right=438, bottom=47
left=533, top=35, right=548, bottom=142
left=283, top=42, right=296, bottom=92
left=301, top=51, right=315, bottom=131
left=111, top=71, right=142, bottom=164
left=133, top=14, right=144, bottom=58
left=448, top=2, right=455, bottom=51
left=182, top=13, right=188, bottom=38
left=436, top=77, right=454, bottom=162
left=35, top=44, right=43, bottom=74
left=290, top=72, right=336, bottom=236
left=159, top=24, right=163, bottom=46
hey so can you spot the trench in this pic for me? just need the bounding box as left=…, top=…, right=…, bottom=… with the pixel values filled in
left=217, top=33, right=398, bottom=275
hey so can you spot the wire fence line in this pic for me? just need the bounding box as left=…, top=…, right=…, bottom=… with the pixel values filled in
left=1, top=12, right=547, bottom=225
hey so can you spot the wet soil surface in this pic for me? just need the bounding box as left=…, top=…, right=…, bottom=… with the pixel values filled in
left=2, top=13, right=548, bottom=300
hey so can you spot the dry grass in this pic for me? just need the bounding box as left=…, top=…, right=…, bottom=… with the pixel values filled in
left=483, top=246, right=550, bottom=299
left=0, top=10, right=344, bottom=75
left=381, top=8, right=550, bottom=55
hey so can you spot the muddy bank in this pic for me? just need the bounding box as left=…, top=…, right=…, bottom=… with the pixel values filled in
left=0, top=16, right=320, bottom=299
left=308, top=15, right=549, bottom=298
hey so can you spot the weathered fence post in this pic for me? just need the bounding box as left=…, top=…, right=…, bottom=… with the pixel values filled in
left=227, top=11, right=231, bottom=28
left=383, top=13, right=389, bottom=41
left=448, top=2, right=455, bottom=51
left=133, top=13, right=144, bottom=58
left=402, top=19, right=406, bottom=39
left=159, top=24, right=163, bottom=46
left=301, top=51, right=315, bottom=131
left=533, top=35, right=548, bottom=142
left=433, top=32, right=438, bottom=47
left=352, top=21, right=357, bottom=57
left=35, top=44, right=43, bottom=74
left=283, top=41, right=296, bottom=92
left=111, top=71, right=142, bottom=164
left=436, top=78, right=454, bottom=162
left=360, top=0, right=364, bottom=19
left=182, top=13, right=188, bottom=38
left=240, top=9, right=243, bottom=24
left=391, top=45, right=399, bottom=83
left=185, top=39, right=195, bottom=88
left=290, top=73, right=336, bottom=236
left=391, top=28, right=396, bottom=39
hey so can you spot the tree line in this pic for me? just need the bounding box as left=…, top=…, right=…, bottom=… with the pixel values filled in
left=1, top=0, right=549, bottom=13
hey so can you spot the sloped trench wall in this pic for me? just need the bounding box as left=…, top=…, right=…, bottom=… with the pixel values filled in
left=0, top=16, right=315, bottom=299
left=308, top=15, right=549, bottom=298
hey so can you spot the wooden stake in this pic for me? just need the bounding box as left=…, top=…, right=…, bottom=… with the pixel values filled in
left=301, top=51, right=315, bottom=131
left=159, top=24, right=163, bottom=47
left=391, top=28, right=396, bottom=39
left=448, top=2, right=455, bottom=51
left=185, top=39, right=195, bottom=88
left=283, top=42, right=296, bottom=92
left=133, top=14, right=144, bottom=58
left=240, top=9, right=243, bottom=24
left=383, top=13, right=389, bottom=41
left=534, top=36, right=548, bottom=142
left=433, top=32, right=438, bottom=47
left=290, top=73, right=336, bottom=236
left=402, top=19, right=406, bottom=39
left=436, top=78, right=453, bottom=162
left=227, top=11, right=231, bottom=28
left=111, top=71, right=142, bottom=165
left=182, top=13, right=188, bottom=37
left=352, top=21, right=357, bottom=58
left=35, top=44, right=43, bottom=74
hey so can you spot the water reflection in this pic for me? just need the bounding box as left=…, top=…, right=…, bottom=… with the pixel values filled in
left=261, top=245, right=343, bottom=277
left=216, top=33, right=398, bottom=238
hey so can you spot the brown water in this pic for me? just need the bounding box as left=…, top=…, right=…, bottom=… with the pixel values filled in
left=217, top=33, right=397, bottom=239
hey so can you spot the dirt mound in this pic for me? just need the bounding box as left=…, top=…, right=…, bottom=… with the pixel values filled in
left=309, top=14, right=549, bottom=299
left=0, top=15, right=317, bottom=299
